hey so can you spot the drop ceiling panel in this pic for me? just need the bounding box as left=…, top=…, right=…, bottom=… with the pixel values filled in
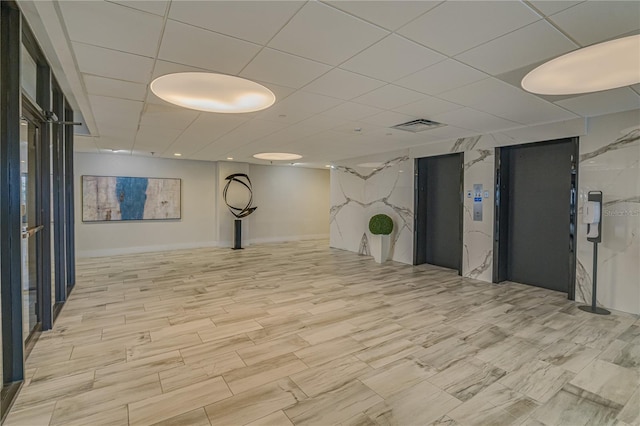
left=151, top=59, right=209, bottom=80
left=340, top=34, right=446, bottom=82
left=84, top=75, right=148, bottom=102
left=360, top=110, right=417, bottom=128
left=475, top=92, right=579, bottom=125
left=240, top=48, right=332, bottom=89
left=392, top=95, right=463, bottom=118
left=74, top=136, right=99, bottom=153
left=455, top=21, right=578, bottom=76
left=397, top=1, right=539, bottom=56
left=549, top=1, right=640, bottom=46
left=301, top=68, right=385, bottom=101
left=395, top=59, right=489, bottom=95
left=438, top=77, right=521, bottom=108
left=321, top=102, right=384, bottom=121
left=60, top=1, right=164, bottom=57
left=109, top=1, right=169, bottom=16
left=432, top=107, right=520, bottom=133
left=73, top=42, right=154, bottom=84
left=267, top=1, right=389, bottom=66
left=134, top=126, right=183, bottom=152
left=89, top=95, right=143, bottom=131
left=159, top=20, right=261, bottom=74
left=168, top=1, right=303, bottom=45
left=352, top=84, right=426, bottom=110
left=554, top=88, right=640, bottom=117
left=167, top=114, right=249, bottom=155
left=297, top=114, right=350, bottom=131
left=139, top=102, right=199, bottom=130
left=325, top=1, right=442, bottom=31
left=528, top=1, right=582, bottom=17
left=255, top=91, right=344, bottom=123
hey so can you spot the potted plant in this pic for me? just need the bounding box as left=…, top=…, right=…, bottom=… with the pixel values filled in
left=369, top=214, right=393, bottom=263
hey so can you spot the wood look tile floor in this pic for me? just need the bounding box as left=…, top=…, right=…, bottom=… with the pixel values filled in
left=6, top=240, right=640, bottom=426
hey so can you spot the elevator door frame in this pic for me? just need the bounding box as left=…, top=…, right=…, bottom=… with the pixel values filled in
left=492, top=137, right=578, bottom=300
left=413, top=153, right=464, bottom=275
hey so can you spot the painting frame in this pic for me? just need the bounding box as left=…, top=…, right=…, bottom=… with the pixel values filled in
left=81, top=175, right=182, bottom=222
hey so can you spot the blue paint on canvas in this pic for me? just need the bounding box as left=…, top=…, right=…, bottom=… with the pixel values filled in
left=115, top=177, right=148, bottom=220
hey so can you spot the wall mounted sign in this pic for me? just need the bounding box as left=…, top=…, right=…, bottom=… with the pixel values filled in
left=82, top=175, right=181, bottom=222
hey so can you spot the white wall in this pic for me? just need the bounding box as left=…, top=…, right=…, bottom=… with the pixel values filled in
left=331, top=111, right=640, bottom=314
left=75, top=153, right=217, bottom=257
left=247, top=164, right=330, bottom=243
left=75, top=154, right=330, bottom=256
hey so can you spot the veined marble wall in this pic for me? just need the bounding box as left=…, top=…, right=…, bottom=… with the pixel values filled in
left=330, top=110, right=639, bottom=314
left=575, top=110, right=639, bottom=314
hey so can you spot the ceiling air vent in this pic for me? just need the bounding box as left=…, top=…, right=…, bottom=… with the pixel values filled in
left=390, top=119, right=445, bottom=133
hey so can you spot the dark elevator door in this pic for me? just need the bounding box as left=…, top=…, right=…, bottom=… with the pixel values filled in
left=507, top=141, right=574, bottom=292
left=415, top=154, right=462, bottom=273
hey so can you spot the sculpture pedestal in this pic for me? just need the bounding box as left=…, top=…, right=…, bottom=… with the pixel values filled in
left=232, top=219, right=243, bottom=250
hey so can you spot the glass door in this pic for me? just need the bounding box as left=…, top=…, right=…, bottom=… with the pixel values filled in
left=20, top=115, right=43, bottom=348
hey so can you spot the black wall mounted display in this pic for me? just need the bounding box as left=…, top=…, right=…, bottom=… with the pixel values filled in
left=223, top=173, right=257, bottom=250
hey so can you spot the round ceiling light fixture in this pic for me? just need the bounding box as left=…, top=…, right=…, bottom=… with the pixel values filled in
left=521, top=34, right=640, bottom=95
left=253, top=152, right=302, bottom=161
left=150, top=72, right=276, bottom=113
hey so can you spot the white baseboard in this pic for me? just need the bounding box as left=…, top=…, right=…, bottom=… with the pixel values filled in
left=77, top=234, right=330, bottom=257
left=77, top=241, right=219, bottom=258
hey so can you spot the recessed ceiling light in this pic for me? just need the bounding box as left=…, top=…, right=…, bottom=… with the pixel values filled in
left=150, top=72, right=276, bottom=113
left=357, top=162, right=384, bottom=168
left=522, top=34, right=640, bottom=95
left=253, top=152, right=302, bottom=161
left=173, top=153, right=182, bottom=157
left=325, top=165, right=331, bottom=168
left=227, top=157, right=234, bottom=160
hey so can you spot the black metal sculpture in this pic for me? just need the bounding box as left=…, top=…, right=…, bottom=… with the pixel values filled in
left=223, top=173, right=257, bottom=249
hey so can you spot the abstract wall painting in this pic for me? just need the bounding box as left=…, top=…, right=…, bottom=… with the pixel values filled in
left=82, top=176, right=181, bottom=222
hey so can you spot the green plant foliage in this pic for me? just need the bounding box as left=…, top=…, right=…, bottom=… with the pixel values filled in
left=369, top=214, right=393, bottom=235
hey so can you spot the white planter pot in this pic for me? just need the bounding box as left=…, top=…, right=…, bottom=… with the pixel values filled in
left=373, top=234, right=390, bottom=263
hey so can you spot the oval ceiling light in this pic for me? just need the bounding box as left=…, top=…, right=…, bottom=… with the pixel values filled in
left=150, top=72, right=276, bottom=113
left=522, top=34, right=640, bottom=95
left=253, top=153, right=302, bottom=161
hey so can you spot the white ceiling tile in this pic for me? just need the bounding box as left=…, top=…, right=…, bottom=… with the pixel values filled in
left=325, top=1, right=442, bottom=31
left=395, top=59, right=489, bottom=95
left=297, top=114, right=351, bottom=131
left=159, top=20, right=261, bottom=74
left=240, top=48, right=332, bottom=89
left=455, top=21, right=578, bottom=76
left=432, top=107, right=521, bottom=133
left=528, top=1, right=583, bottom=16
left=73, top=42, right=154, bottom=84
left=89, top=95, right=143, bottom=132
left=167, top=113, right=249, bottom=155
left=256, top=91, right=343, bottom=123
left=109, top=1, right=169, bottom=16
left=84, top=75, right=147, bottom=102
left=255, top=123, right=326, bottom=146
left=268, top=1, right=389, bottom=65
left=352, top=84, right=426, bottom=110
left=134, top=126, right=183, bottom=152
left=333, top=120, right=383, bottom=135
left=340, top=34, right=446, bottom=82
left=60, top=1, right=163, bottom=57
left=549, top=1, right=640, bottom=46
left=554, top=88, right=640, bottom=117
left=392, top=95, right=464, bottom=117
left=360, top=111, right=417, bottom=128
left=301, top=68, right=385, bottom=100
left=475, top=93, right=579, bottom=125
left=168, top=1, right=304, bottom=45
left=397, top=1, right=539, bottom=56
left=194, top=119, right=289, bottom=158
left=411, top=125, right=478, bottom=141
left=151, top=60, right=209, bottom=80
left=321, top=102, right=384, bottom=121
left=438, top=77, right=518, bottom=107
left=139, top=102, right=200, bottom=129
